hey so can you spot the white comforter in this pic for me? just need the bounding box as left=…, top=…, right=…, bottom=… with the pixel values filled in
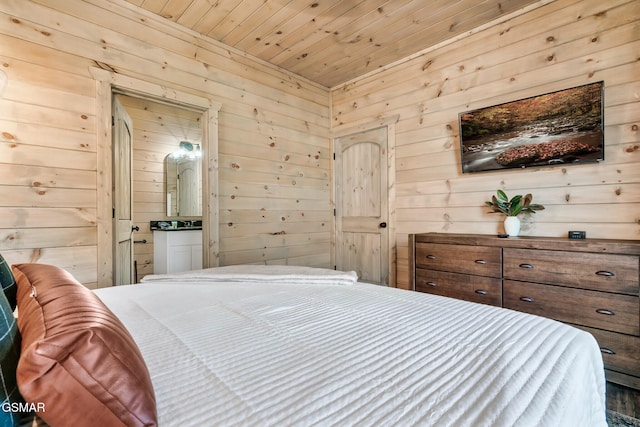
left=95, top=268, right=607, bottom=427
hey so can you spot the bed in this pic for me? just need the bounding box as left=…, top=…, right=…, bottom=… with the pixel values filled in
left=2, top=262, right=607, bottom=426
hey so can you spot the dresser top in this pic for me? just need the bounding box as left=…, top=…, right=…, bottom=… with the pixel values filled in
left=412, top=233, right=640, bottom=255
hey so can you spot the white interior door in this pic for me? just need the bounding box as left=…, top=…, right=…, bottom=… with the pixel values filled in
left=334, top=126, right=389, bottom=285
left=112, top=96, right=134, bottom=285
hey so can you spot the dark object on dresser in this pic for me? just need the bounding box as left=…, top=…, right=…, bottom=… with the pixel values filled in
left=408, top=233, right=640, bottom=393
left=568, top=230, right=587, bottom=239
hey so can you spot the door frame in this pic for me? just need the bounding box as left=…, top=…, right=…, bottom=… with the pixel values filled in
left=91, top=67, right=222, bottom=287
left=330, top=115, right=399, bottom=287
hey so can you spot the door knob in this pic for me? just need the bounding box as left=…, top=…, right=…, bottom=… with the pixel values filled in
left=132, top=225, right=140, bottom=232
left=379, top=222, right=387, bottom=228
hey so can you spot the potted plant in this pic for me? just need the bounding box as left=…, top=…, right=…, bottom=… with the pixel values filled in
left=485, top=190, right=544, bottom=236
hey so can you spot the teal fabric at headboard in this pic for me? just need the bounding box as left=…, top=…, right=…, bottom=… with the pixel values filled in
left=0, top=255, right=28, bottom=425
left=0, top=255, right=16, bottom=310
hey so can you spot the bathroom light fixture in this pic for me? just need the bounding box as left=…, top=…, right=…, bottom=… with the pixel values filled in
left=170, top=141, right=201, bottom=159
left=179, top=141, right=193, bottom=151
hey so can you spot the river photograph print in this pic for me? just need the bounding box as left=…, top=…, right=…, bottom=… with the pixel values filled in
left=459, top=81, right=604, bottom=173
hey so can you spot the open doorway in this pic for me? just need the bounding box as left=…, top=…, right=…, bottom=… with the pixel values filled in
left=91, top=67, right=221, bottom=288
left=113, top=94, right=203, bottom=282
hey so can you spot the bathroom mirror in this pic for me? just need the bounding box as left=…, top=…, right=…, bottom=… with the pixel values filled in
left=165, top=153, right=202, bottom=217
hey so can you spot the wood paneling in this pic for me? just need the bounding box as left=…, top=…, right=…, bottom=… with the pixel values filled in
left=1, top=0, right=637, bottom=295
left=123, top=0, right=542, bottom=87
left=329, top=0, right=640, bottom=291
left=0, top=0, right=330, bottom=286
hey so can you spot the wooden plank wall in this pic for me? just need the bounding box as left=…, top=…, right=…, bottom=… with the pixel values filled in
left=0, top=0, right=330, bottom=287
left=330, top=0, right=640, bottom=290
left=117, top=94, right=201, bottom=281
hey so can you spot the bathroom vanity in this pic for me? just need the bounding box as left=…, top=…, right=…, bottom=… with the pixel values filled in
left=151, top=220, right=203, bottom=274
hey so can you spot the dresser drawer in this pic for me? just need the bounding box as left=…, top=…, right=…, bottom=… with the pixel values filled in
left=415, top=268, right=502, bottom=306
left=576, top=325, right=640, bottom=379
left=503, top=280, right=640, bottom=335
left=503, top=248, right=639, bottom=295
left=415, top=243, right=501, bottom=278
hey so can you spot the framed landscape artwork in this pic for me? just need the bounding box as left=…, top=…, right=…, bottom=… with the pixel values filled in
left=459, top=81, right=604, bottom=173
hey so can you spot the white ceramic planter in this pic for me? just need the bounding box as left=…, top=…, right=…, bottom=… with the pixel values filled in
left=504, top=216, right=521, bottom=237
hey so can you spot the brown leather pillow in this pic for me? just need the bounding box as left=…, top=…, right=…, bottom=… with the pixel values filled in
left=12, top=263, right=157, bottom=427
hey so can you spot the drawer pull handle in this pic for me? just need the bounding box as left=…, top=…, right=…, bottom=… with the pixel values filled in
left=426, top=255, right=436, bottom=260
left=600, top=347, right=616, bottom=355
left=519, top=263, right=534, bottom=269
left=595, top=270, right=615, bottom=277
left=475, top=289, right=488, bottom=295
left=520, top=296, right=535, bottom=303
left=595, top=308, right=615, bottom=316
left=426, top=282, right=437, bottom=287
left=474, top=260, right=487, bottom=265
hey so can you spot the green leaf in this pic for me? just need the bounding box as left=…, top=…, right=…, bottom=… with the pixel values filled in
left=486, top=190, right=544, bottom=216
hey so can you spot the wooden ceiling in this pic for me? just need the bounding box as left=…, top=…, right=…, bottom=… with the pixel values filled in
left=124, top=0, right=543, bottom=88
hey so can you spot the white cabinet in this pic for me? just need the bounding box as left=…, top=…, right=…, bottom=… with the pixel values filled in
left=153, top=230, right=202, bottom=274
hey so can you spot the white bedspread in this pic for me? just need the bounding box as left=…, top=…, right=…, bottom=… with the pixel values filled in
left=140, top=264, right=359, bottom=286
left=95, top=271, right=606, bottom=427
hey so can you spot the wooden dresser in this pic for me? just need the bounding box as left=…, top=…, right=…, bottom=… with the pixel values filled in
left=409, top=232, right=640, bottom=391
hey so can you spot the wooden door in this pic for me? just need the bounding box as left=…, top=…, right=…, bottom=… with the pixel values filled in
left=112, top=96, right=134, bottom=285
left=334, top=126, right=389, bottom=285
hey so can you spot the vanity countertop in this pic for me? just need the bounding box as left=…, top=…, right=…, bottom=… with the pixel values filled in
left=150, top=220, right=202, bottom=231
left=155, top=227, right=202, bottom=231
